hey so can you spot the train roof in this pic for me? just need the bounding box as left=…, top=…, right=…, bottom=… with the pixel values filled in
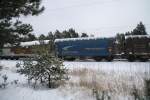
left=20, top=40, right=50, bottom=47
left=125, top=35, right=150, bottom=39
left=3, top=40, right=50, bottom=48
left=54, top=37, right=114, bottom=43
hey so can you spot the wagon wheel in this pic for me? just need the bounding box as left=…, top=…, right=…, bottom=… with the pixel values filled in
left=127, top=55, right=135, bottom=62
left=63, top=56, right=76, bottom=61
left=139, top=58, right=148, bottom=62
left=94, top=57, right=102, bottom=62
left=105, top=56, right=114, bottom=62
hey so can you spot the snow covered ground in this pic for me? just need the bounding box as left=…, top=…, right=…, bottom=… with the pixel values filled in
left=0, top=60, right=150, bottom=100
left=64, top=60, right=150, bottom=73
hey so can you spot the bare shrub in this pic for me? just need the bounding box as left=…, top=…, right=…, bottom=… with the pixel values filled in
left=69, top=68, right=88, bottom=76
left=144, top=79, right=150, bottom=100
left=69, top=68, right=104, bottom=95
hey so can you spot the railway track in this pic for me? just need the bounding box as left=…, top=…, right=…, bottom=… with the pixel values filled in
left=0, top=58, right=149, bottom=62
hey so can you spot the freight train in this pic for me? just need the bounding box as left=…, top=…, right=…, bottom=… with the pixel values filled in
left=0, top=35, right=150, bottom=61
left=54, top=35, right=150, bottom=61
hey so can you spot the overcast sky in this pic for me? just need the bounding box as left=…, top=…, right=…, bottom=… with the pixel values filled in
left=21, top=0, right=150, bottom=37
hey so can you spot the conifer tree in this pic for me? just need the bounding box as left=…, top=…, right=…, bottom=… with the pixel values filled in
left=16, top=42, right=69, bottom=88
left=81, top=33, right=88, bottom=37
left=132, top=22, right=147, bottom=35
left=0, top=0, right=44, bottom=47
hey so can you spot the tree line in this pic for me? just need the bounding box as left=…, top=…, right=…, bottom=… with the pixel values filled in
left=38, top=28, right=89, bottom=40
left=18, top=28, right=89, bottom=42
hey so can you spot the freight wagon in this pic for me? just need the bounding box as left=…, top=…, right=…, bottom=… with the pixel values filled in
left=54, top=37, right=115, bottom=61
left=0, top=40, right=50, bottom=60
left=0, top=46, right=34, bottom=60
left=124, top=35, right=150, bottom=61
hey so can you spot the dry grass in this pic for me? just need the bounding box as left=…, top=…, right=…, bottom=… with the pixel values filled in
left=68, top=68, right=147, bottom=96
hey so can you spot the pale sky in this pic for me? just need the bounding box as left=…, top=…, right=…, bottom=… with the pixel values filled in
left=21, top=0, right=150, bottom=37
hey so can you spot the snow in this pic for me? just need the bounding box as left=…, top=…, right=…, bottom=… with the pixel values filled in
left=125, top=35, right=150, bottom=39
left=20, top=40, right=50, bottom=47
left=3, top=40, right=50, bottom=48
left=0, top=60, right=150, bottom=100
left=54, top=37, right=113, bottom=43
left=1, top=87, right=67, bottom=100
left=0, top=60, right=94, bottom=100
left=64, top=61, right=150, bottom=74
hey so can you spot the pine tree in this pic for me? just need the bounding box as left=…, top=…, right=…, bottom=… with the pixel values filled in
left=38, top=34, right=46, bottom=40
left=0, top=0, right=44, bottom=47
left=132, top=22, right=147, bottom=35
left=81, top=33, right=88, bottom=37
left=27, top=34, right=37, bottom=41
left=54, top=30, right=62, bottom=39
left=62, top=30, right=71, bottom=38
left=47, top=32, right=54, bottom=40
left=16, top=44, right=69, bottom=88
left=68, top=28, right=79, bottom=38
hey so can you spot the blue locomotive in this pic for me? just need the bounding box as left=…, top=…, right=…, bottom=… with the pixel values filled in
left=54, top=37, right=115, bottom=61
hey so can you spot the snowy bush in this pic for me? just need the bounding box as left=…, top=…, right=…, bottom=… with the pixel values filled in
left=0, top=74, right=9, bottom=88
left=16, top=47, right=69, bottom=88
left=0, top=65, right=2, bottom=71
left=10, top=80, right=19, bottom=85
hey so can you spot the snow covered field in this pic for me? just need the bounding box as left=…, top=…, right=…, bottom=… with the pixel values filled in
left=0, top=60, right=150, bottom=100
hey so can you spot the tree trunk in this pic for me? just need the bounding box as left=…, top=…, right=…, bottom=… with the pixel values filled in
left=48, top=74, right=51, bottom=88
